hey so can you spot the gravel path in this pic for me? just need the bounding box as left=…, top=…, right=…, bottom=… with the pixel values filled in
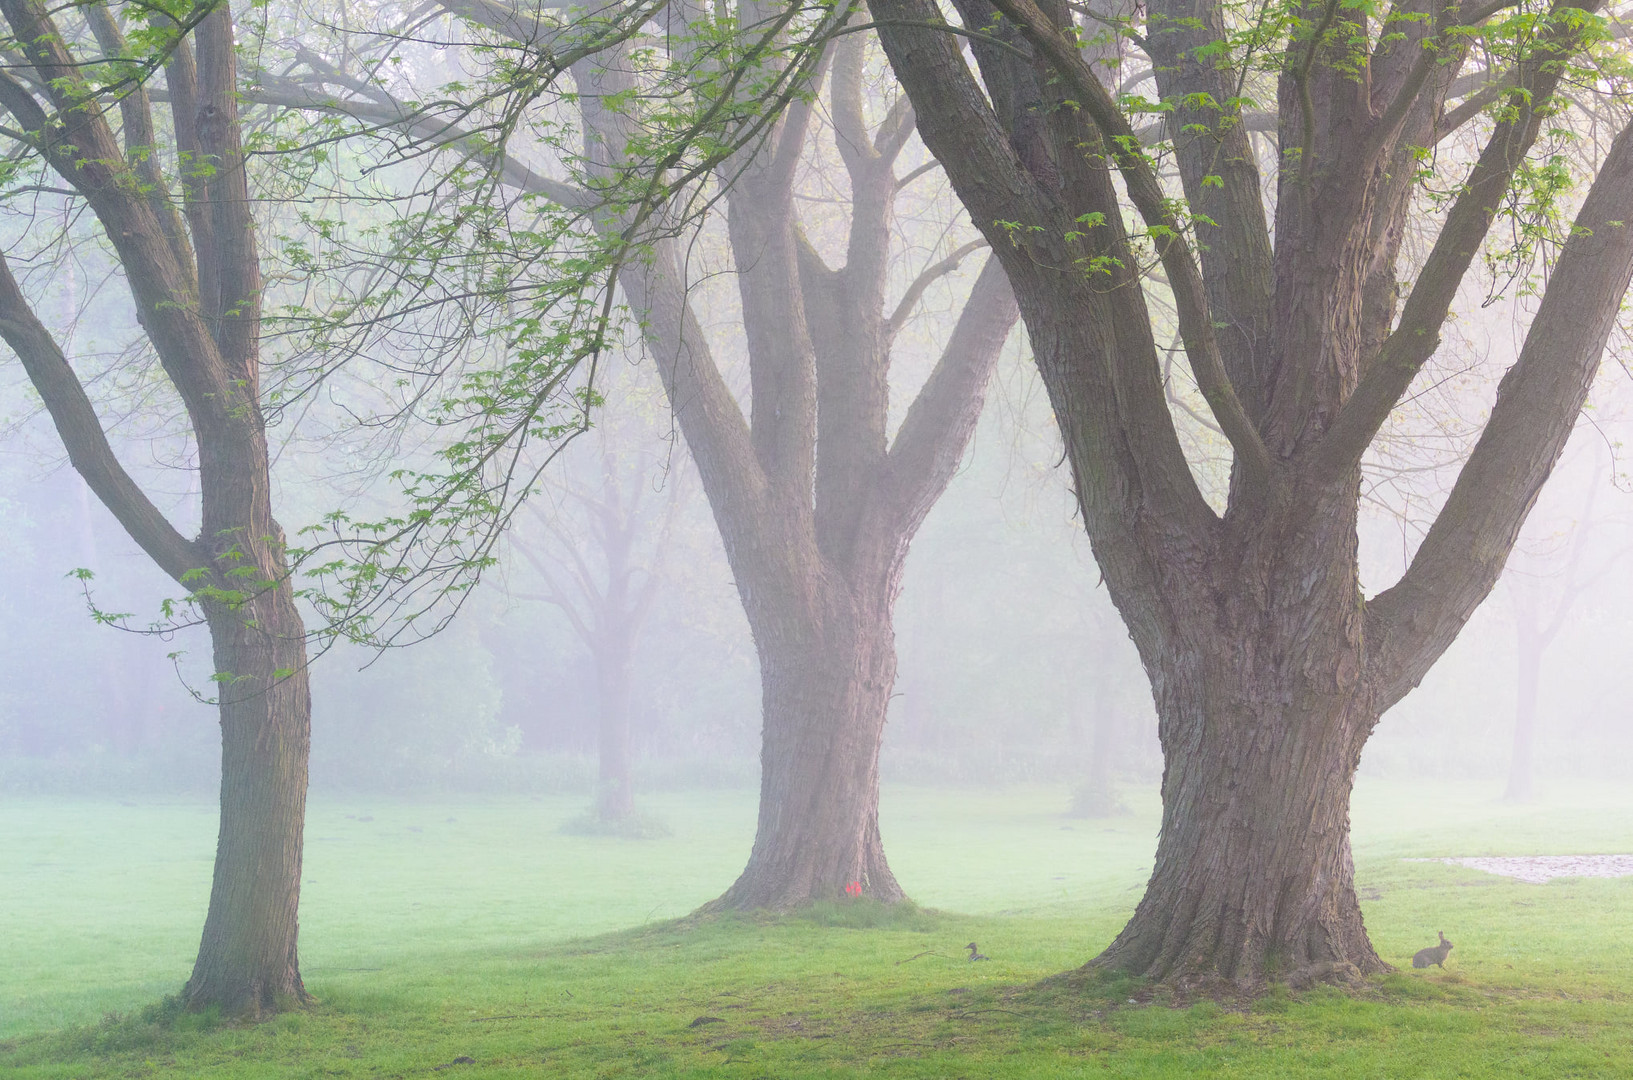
left=1431, top=854, right=1633, bottom=884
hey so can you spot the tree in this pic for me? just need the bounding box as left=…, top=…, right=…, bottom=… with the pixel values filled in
left=0, top=1, right=311, bottom=1013
left=871, top=0, right=1633, bottom=986
left=506, top=375, right=688, bottom=824
left=572, top=28, right=1019, bottom=907
left=1501, top=441, right=1625, bottom=801
left=263, top=1, right=1018, bottom=907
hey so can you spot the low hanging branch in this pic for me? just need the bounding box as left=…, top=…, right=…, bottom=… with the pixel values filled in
left=981, top=0, right=1274, bottom=487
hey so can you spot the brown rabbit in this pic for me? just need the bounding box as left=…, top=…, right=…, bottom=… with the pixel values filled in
left=1412, top=931, right=1453, bottom=968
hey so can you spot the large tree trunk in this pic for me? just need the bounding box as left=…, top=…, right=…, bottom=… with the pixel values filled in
left=186, top=580, right=312, bottom=1015
left=1093, top=665, right=1382, bottom=987
left=709, top=582, right=904, bottom=909
left=1088, top=479, right=1385, bottom=988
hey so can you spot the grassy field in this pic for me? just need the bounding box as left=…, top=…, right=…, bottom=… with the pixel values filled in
left=3, top=779, right=1631, bottom=1077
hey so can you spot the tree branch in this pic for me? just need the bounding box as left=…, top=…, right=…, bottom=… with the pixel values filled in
left=0, top=250, right=199, bottom=582
left=983, top=0, right=1274, bottom=487
left=1143, top=0, right=1275, bottom=419
left=879, top=253, right=1017, bottom=535
left=885, top=238, right=987, bottom=341
left=1312, top=0, right=1601, bottom=481
left=1366, top=115, right=1633, bottom=708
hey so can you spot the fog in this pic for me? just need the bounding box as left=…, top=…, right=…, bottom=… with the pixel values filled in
left=7, top=0, right=1633, bottom=1064
left=6, top=319, right=1631, bottom=802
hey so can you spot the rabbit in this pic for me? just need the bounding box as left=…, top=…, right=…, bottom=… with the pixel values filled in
left=1411, top=931, right=1453, bottom=969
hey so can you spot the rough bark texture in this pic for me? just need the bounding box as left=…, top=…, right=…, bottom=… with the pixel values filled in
left=189, top=593, right=311, bottom=1014
left=871, top=0, right=1633, bottom=986
left=0, top=1, right=310, bottom=1015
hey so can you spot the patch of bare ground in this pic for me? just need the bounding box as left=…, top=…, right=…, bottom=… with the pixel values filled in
left=1425, top=855, right=1633, bottom=884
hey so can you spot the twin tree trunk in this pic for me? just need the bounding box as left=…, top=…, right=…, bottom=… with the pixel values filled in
left=874, top=0, right=1633, bottom=989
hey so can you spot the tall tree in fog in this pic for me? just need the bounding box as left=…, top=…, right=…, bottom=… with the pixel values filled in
left=507, top=380, right=688, bottom=823
left=258, top=1, right=1015, bottom=908
left=872, top=0, right=1633, bottom=985
left=574, top=31, right=1017, bottom=908
left=0, top=1, right=310, bottom=1014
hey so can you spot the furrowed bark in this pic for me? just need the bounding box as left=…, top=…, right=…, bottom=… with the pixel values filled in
left=0, top=0, right=312, bottom=1016
left=875, top=0, right=1633, bottom=989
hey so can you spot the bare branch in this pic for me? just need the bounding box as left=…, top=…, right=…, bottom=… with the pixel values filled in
left=0, top=250, right=199, bottom=582
left=1367, top=115, right=1633, bottom=706
left=884, top=238, right=986, bottom=340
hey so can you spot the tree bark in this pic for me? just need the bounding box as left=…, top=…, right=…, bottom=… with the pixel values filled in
left=1094, top=669, right=1379, bottom=986
left=873, top=0, right=1633, bottom=988
left=1083, top=474, right=1383, bottom=987
left=0, top=0, right=313, bottom=1015
left=710, top=578, right=904, bottom=909
left=187, top=594, right=312, bottom=1015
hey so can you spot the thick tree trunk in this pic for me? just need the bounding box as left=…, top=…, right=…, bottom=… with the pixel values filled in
left=185, top=583, right=312, bottom=1016
left=708, top=586, right=903, bottom=909
left=1503, top=619, right=1542, bottom=803
left=1092, top=609, right=1385, bottom=989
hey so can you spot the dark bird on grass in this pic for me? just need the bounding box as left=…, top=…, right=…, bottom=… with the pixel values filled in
left=1412, top=931, right=1453, bottom=969
left=966, top=942, right=988, bottom=961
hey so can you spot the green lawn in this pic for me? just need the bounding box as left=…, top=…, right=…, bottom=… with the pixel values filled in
left=3, top=779, right=1631, bottom=1077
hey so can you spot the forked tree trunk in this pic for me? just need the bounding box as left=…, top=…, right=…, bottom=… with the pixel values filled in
left=1094, top=664, right=1382, bottom=986
left=709, top=583, right=904, bottom=909
left=1088, top=479, right=1386, bottom=987
left=186, top=584, right=312, bottom=1015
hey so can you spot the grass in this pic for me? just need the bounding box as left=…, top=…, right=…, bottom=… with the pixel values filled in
left=2, top=779, right=1631, bottom=1077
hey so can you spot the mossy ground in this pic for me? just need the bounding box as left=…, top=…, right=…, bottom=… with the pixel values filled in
left=3, top=780, right=1630, bottom=1077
